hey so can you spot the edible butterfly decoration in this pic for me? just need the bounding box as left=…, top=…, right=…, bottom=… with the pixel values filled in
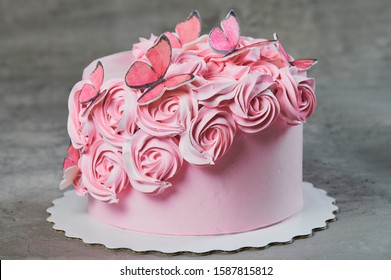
left=164, top=10, right=201, bottom=48
left=273, top=33, right=318, bottom=70
left=78, top=61, right=108, bottom=117
left=125, top=35, right=195, bottom=105
left=60, top=144, right=80, bottom=190
left=209, top=10, right=275, bottom=59
left=62, top=144, right=79, bottom=171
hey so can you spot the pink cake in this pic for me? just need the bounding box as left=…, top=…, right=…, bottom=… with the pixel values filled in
left=60, top=10, right=317, bottom=236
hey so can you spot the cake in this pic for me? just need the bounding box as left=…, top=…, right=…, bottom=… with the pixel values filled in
left=60, top=10, right=317, bottom=236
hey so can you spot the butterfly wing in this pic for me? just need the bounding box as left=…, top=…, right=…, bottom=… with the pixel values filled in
left=145, top=35, right=172, bottom=78
left=125, top=61, right=161, bottom=89
left=290, top=59, right=318, bottom=70
left=79, top=83, right=98, bottom=103
left=164, top=74, right=195, bottom=90
left=81, top=89, right=108, bottom=118
left=90, top=61, right=104, bottom=89
left=137, top=83, right=165, bottom=105
left=273, top=33, right=290, bottom=62
left=163, top=31, right=182, bottom=49
left=79, top=61, right=104, bottom=103
left=67, top=145, right=79, bottom=164
left=209, top=9, right=240, bottom=54
left=176, top=10, right=201, bottom=45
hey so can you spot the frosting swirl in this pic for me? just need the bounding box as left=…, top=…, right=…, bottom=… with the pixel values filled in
left=123, top=130, right=183, bottom=194
left=180, top=107, right=236, bottom=165
left=276, top=67, right=316, bottom=125
left=229, top=75, right=280, bottom=133
left=136, top=86, right=197, bottom=137
left=92, top=79, right=138, bottom=147
left=81, top=140, right=129, bottom=203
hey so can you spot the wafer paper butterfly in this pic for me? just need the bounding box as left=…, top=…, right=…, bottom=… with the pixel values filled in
left=164, top=10, right=201, bottom=48
left=78, top=61, right=108, bottom=117
left=60, top=144, right=80, bottom=190
left=273, top=33, right=318, bottom=70
left=125, top=35, right=195, bottom=105
left=209, top=10, right=276, bottom=59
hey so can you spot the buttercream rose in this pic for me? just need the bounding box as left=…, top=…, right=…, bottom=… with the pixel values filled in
left=80, top=140, right=129, bottom=203
left=191, top=61, right=248, bottom=107
left=168, top=49, right=207, bottom=77
left=136, top=86, right=197, bottom=137
left=180, top=107, right=236, bottom=165
left=259, top=43, right=290, bottom=68
left=276, top=67, right=316, bottom=125
left=123, top=130, right=183, bottom=194
left=229, top=75, right=280, bottom=133
left=67, top=81, right=98, bottom=152
left=92, top=79, right=138, bottom=147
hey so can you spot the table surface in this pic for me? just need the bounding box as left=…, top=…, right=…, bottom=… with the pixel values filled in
left=1, top=0, right=390, bottom=259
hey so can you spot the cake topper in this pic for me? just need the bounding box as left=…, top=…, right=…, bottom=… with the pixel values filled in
left=78, top=61, right=105, bottom=103
left=78, top=61, right=110, bottom=118
left=164, top=10, right=201, bottom=48
left=125, top=35, right=195, bottom=105
left=273, top=33, right=318, bottom=70
left=209, top=10, right=240, bottom=55
left=209, top=10, right=276, bottom=59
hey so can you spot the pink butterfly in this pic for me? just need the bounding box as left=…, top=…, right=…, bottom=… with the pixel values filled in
left=78, top=61, right=108, bottom=117
left=164, top=10, right=201, bottom=48
left=62, top=144, right=79, bottom=171
left=209, top=10, right=276, bottom=59
left=125, top=35, right=195, bottom=105
left=273, top=33, right=318, bottom=70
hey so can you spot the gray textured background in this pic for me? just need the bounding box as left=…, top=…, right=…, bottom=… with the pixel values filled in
left=1, top=0, right=390, bottom=259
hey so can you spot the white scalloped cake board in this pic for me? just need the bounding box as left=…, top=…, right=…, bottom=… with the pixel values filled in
left=47, top=182, right=337, bottom=254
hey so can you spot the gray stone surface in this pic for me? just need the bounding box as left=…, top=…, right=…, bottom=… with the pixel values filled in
left=0, top=0, right=390, bottom=259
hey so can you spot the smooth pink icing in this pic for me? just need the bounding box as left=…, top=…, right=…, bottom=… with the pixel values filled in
left=88, top=118, right=303, bottom=235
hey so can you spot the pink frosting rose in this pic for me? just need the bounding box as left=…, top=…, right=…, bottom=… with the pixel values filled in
left=91, top=79, right=138, bottom=147
left=123, top=130, right=183, bottom=194
left=67, top=81, right=99, bottom=152
left=136, top=86, right=197, bottom=137
left=259, top=43, right=290, bottom=68
left=275, top=67, right=316, bottom=125
left=249, top=60, right=280, bottom=79
left=168, top=49, right=207, bottom=77
left=191, top=61, right=248, bottom=107
left=80, top=140, right=129, bottom=203
left=229, top=75, right=280, bottom=133
left=180, top=107, right=236, bottom=165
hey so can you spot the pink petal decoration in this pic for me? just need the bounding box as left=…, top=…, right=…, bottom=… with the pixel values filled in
left=164, top=73, right=195, bottom=89
left=209, top=9, right=240, bottom=55
left=145, top=35, right=171, bottom=78
left=290, top=59, right=318, bottom=70
left=125, top=61, right=161, bottom=88
left=176, top=10, right=201, bottom=45
left=138, top=83, right=165, bottom=105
